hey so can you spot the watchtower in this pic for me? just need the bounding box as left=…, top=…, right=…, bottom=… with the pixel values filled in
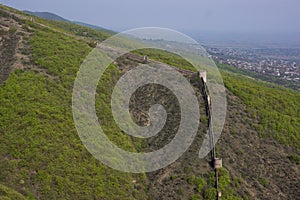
left=214, top=158, right=222, bottom=169
left=198, top=71, right=207, bottom=82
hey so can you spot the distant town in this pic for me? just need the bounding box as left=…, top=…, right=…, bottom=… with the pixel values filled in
left=206, top=46, right=300, bottom=90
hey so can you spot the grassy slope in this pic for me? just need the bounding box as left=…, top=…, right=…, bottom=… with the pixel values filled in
left=0, top=4, right=299, bottom=200
left=222, top=71, right=300, bottom=149
left=0, top=5, right=146, bottom=200
left=133, top=48, right=196, bottom=71
left=33, top=18, right=111, bottom=42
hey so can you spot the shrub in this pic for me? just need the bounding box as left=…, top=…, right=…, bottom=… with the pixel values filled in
left=204, top=187, right=217, bottom=200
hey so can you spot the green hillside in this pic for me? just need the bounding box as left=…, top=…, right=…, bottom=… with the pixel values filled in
left=0, top=5, right=146, bottom=200
left=223, top=71, right=300, bottom=148
left=0, top=4, right=299, bottom=200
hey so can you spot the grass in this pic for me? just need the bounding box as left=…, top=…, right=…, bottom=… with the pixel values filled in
left=30, top=27, right=91, bottom=89
left=0, top=7, right=146, bottom=199
left=287, top=154, right=300, bottom=165
left=0, top=70, right=146, bottom=199
left=23, top=9, right=112, bottom=42
left=258, top=177, right=270, bottom=187
left=0, top=184, right=26, bottom=200
left=186, top=168, right=242, bottom=200
left=133, top=48, right=197, bottom=71
left=222, top=71, right=300, bottom=149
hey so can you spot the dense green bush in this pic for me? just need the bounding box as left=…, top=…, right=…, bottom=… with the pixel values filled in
left=222, top=71, right=300, bottom=148
left=0, top=184, right=26, bottom=200
left=288, top=154, right=300, bottom=165
left=203, top=187, right=217, bottom=200
left=0, top=11, right=146, bottom=199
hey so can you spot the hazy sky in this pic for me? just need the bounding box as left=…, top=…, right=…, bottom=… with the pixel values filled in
left=1, top=0, right=300, bottom=34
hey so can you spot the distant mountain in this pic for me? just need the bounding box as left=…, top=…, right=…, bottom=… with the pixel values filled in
left=23, top=10, right=113, bottom=33
left=73, top=21, right=106, bottom=31
left=24, top=11, right=70, bottom=22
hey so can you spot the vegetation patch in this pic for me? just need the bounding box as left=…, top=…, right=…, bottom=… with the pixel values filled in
left=222, top=71, right=300, bottom=149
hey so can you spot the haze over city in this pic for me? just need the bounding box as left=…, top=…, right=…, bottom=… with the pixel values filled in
left=2, top=0, right=300, bottom=34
